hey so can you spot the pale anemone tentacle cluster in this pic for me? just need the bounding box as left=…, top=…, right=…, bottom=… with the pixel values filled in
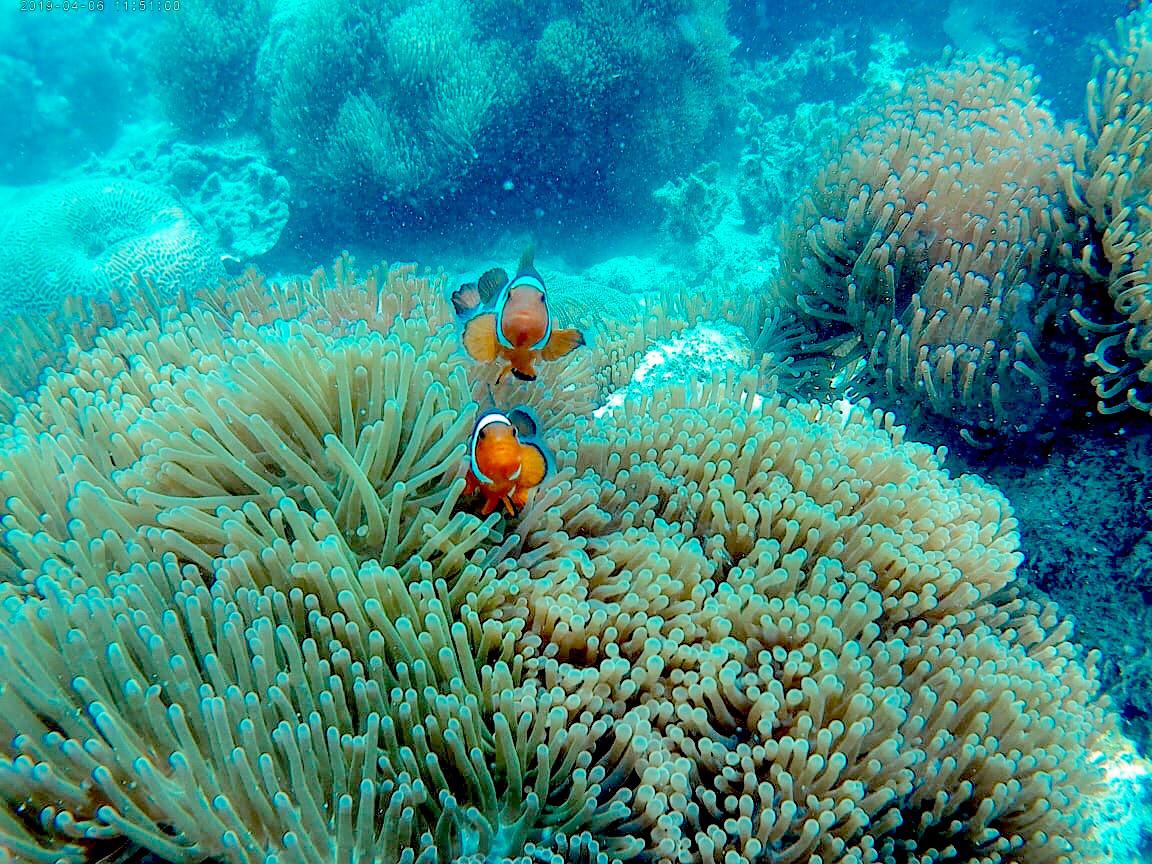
left=775, top=57, right=1087, bottom=441
left=1065, top=7, right=1152, bottom=414
left=0, top=261, right=629, bottom=863
left=0, top=258, right=1115, bottom=863
left=489, top=377, right=1109, bottom=863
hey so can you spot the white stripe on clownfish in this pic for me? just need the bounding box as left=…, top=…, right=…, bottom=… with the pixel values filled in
left=469, top=411, right=512, bottom=484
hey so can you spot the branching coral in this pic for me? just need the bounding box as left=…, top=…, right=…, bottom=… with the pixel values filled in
left=775, top=57, right=1087, bottom=441
left=653, top=162, right=732, bottom=246
left=1064, top=8, right=1152, bottom=414
left=0, top=256, right=1114, bottom=863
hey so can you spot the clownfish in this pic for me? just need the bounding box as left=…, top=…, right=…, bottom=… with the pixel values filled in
left=451, top=247, right=587, bottom=382
left=464, top=406, right=553, bottom=516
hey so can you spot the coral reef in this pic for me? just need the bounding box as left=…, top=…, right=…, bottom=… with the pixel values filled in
left=583, top=255, right=685, bottom=296
left=653, top=162, right=732, bottom=246
left=90, top=141, right=291, bottom=261
left=728, top=34, right=913, bottom=233
left=737, top=33, right=861, bottom=107
left=734, top=101, right=852, bottom=232
left=147, top=0, right=734, bottom=237
left=0, top=256, right=1115, bottom=863
left=0, top=178, right=225, bottom=317
left=263, top=0, right=501, bottom=210
left=773, top=57, right=1088, bottom=442
left=147, top=0, right=274, bottom=134
left=942, top=0, right=1029, bottom=57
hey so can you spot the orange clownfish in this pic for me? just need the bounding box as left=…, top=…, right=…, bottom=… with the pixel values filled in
left=464, top=406, right=553, bottom=516
left=451, top=247, right=587, bottom=382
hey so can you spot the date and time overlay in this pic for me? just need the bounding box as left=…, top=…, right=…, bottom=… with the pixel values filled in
left=17, top=0, right=180, bottom=12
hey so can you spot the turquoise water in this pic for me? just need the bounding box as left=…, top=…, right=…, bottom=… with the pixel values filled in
left=1, top=1, right=1151, bottom=862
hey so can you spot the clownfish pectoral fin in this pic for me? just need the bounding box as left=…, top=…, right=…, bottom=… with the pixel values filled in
left=451, top=283, right=482, bottom=316
left=518, top=440, right=552, bottom=488
left=464, top=470, right=480, bottom=495
left=507, top=406, right=541, bottom=439
left=461, top=313, right=500, bottom=362
left=540, top=327, right=586, bottom=361
left=476, top=267, right=509, bottom=304
left=503, top=494, right=518, bottom=515
left=510, top=485, right=531, bottom=511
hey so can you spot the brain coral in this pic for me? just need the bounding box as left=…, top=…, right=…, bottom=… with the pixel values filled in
left=0, top=260, right=1112, bottom=863
left=774, top=57, right=1086, bottom=443
left=0, top=178, right=225, bottom=316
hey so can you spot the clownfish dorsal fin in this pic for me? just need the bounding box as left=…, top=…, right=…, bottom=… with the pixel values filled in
left=516, top=244, right=544, bottom=283
left=507, top=406, right=540, bottom=440
left=476, top=267, right=509, bottom=305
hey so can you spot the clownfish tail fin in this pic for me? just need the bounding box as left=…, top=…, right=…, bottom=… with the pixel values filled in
left=451, top=283, right=482, bottom=316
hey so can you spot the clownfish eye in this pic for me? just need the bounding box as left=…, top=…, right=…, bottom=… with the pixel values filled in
left=538, top=294, right=546, bottom=303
